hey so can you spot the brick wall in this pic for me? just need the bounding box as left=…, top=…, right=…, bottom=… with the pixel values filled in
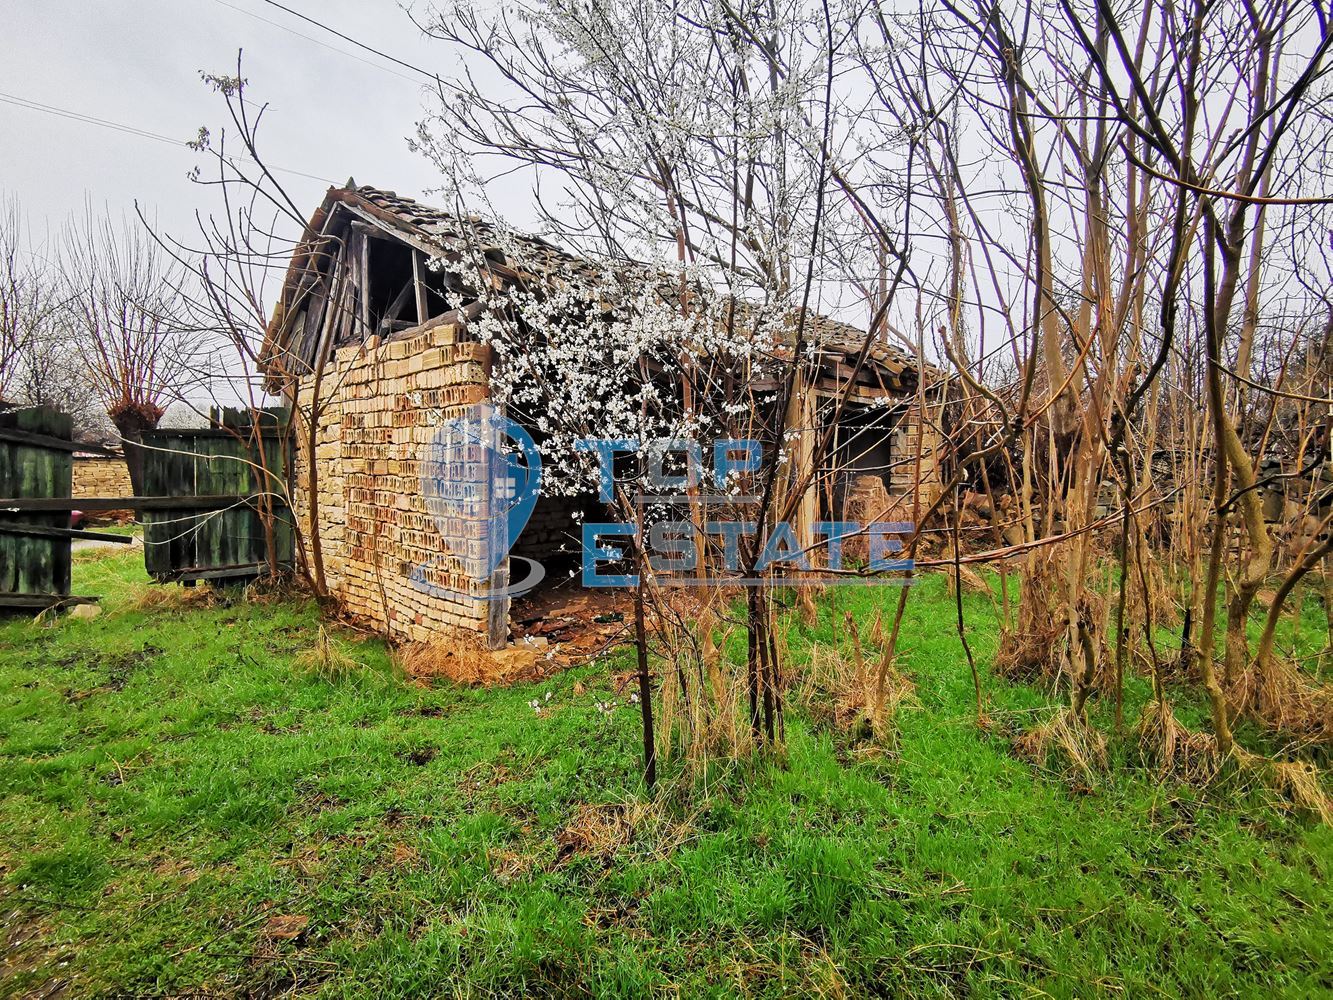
left=291, top=322, right=939, bottom=641
left=887, top=402, right=941, bottom=519
left=293, top=322, right=498, bottom=644
left=72, top=455, right=134, bottom=522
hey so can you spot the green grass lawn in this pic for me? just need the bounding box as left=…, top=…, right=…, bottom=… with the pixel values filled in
left=1, top=550, right=1330, bottom=997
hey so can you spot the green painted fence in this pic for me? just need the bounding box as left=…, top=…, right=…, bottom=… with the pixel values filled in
left=141, top=408, right=294, bottom=583
left=0, top=406, right=76, bottom=609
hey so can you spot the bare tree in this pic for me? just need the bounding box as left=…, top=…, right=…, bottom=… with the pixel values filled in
left=7, top=314, right=109, bottom=438
left=136, top=63, right=344, bottom=591
left=61, top=206, right=197, bottom=493
left=0, top=197, right=48, bottom=402
left=416, top=0, right=934, bottom=775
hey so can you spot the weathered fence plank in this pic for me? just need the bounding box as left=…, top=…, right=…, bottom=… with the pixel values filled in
left=0, top=406, right=80, bottom=610
left=141, top=408, right=294, bottom=583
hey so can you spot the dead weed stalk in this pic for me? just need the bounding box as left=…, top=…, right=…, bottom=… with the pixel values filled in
left=293, top=626, right=360, bottom=682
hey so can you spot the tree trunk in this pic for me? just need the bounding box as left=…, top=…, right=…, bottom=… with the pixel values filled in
left=110, top=404, right=160, bottom=513
left=634, top=571, right=657, bottom=792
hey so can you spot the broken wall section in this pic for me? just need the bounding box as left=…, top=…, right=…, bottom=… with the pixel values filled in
left=293, top=322, right=496, bottom=643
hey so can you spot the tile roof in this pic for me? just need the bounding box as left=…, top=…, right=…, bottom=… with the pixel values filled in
left=263, top=184, right=940, bottom=395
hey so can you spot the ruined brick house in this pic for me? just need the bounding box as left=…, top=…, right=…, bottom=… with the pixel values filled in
left=261, top=183, right=942, bottom=648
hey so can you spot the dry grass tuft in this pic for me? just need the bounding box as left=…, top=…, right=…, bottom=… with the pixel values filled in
left=1231, top=747, right=1333, bottom=825
left=240, top=572, right=303, bottom=605
left=1156, top=645, right=1198, bottom=684
left=396, top=642, right=502, bottom=685
left=126, top=584, right=221, bottom=612
left=993, top=555, right=1067, bottom=684
left=1012, top=710, right=1108, bottom=788
left=944, top=564, right=991, bottom=596
left=867, top=608, right=885, bottom=648
left=394, top=639, right=540, bottom=686
left=994, top=556, right=1110, bottom=695
left=653, top=601, right=756, bottom=769
left=799, top=643, right=915, bottom=748
left=487, top=847, right=537, bottom=885
left=992, top=622, right=1067, bottom=684
left=554, top=802, right=653, bottom=865
left=1265, top=759, right=1333, bottom=825
left=293, top=626, right=360, bottom=682
left=1135, top=700, right=1222, bottom=785
left=1230, top=657, right=1333, bottom=748
left=553, top=798, right=695, bottom=868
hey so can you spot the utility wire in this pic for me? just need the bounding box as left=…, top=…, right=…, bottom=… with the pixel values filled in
left=211, top=0, right=422, bottom=85
left=0, top=90, right=337, bottom=184
left=0, top=92, right=183, bottom=147
left=251, top=0, right=440, bottom=82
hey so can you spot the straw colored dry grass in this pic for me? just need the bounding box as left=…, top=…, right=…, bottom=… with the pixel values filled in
left=1135, top=700, right=1223, bottom=785
left=293, top=626, right=361, bottom=682
left=554, top=801, right=653, bottom=865
left=394, top=638, right=541, bottom=686
left=798, top=632, right=915, bottom=750
left=1230, top=656, right=1333, bottom=748
left=1264, top=759, right=1333, bottom=826
left=1013, top=709, right=1109, bottom=788
left=1226, top=745, right=1333, bottom=826
left=125, top=584, right=222, bottom=612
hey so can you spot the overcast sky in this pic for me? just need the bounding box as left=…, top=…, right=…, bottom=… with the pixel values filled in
left=2, top=1, right=501, bottom=251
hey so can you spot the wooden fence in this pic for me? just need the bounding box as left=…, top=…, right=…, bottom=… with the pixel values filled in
left=141, top=408, right=294, bottom=583
left=0, top=406, right=129, bottom=611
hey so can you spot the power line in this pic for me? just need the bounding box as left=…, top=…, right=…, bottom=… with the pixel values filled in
left=251, top=0, right=440, bottom=83
left=0, top=90, right=337, bottom=184
left=211, top=0, right=422, bottom=85
left=0, top=92, right=184, bottom=148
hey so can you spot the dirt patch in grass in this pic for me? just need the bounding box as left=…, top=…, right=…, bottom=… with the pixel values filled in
left=0, top=889, right=66, bottom=998
left=59, top=645, right=161, bottom=703
left=292, top=778, right=345, bottom=816
left=384, top=843, right=419, bottom=869
left=399, top=745, right=437, bottom=766
left=399, top=703, right=459, bottom=719
left=260, top=913, right=309, bottom=942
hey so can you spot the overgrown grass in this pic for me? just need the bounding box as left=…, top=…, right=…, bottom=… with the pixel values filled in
left=0, top=553, right=1329, bottom=996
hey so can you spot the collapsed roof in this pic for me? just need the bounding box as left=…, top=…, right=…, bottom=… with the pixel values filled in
left=261, top=183, right=940, bottom=400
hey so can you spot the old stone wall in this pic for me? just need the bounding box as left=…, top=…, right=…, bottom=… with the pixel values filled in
left=291, top=327, right=941, bottom=642
left=72, top=455, right=134, bottom=522
left=293, top=322, right=496, bottom=644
